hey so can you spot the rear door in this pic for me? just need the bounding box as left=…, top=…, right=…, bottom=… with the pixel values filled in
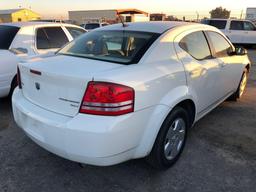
left=35, top=26, right=69, bottom=54
left=228, top=20, right=244, bottom=44
left=243, top=21, right=256, bottom=44
left=174, top=30, right=222, bottom=113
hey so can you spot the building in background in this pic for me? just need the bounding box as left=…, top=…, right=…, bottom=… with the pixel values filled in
left=69, top=9, right=149, bottom=25
left=150, top=13, right=166, bottom=21
left=0, top=8, right=40, bottom=23
left=246, top=8, right=256, bottom=23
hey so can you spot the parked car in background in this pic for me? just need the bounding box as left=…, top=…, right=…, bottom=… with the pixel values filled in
left=201, top=19, right=256, bottom=45
left=13, top=22, right=250, bottom=169
left=80, top=22, right=109, bottom=31
left=0, top=22, right=86, bottom=98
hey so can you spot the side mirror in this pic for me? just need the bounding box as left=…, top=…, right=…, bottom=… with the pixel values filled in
left=235, top=47, right=247, bottom=56
left=9, top=47, right=28, bottom=55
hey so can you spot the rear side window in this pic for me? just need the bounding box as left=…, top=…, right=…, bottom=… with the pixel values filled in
left=66, top=27, right=86, bottom=39
left=206, top=31, right=232, bottom=57
left=0, top=25, right=20, bottom=50
left=179, top=31, right=211, bottom=60
left=36, top=27, right=69, bottom=49
left=244, top=21, right=256, bottom=31
left=203, top=20, right=227, bottom=29
left=230, top=21, right=244, bottom=30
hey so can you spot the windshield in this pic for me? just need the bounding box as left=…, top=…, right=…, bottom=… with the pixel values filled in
left=58, top=30, right=159, bottom=64
left=0, top=25, right=20, bottom=50
left=85, top=23, right=100, bottom=30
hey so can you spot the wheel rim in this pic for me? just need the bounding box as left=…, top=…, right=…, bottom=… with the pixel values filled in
left=164, top=118, right=186, bottom=160
left=239, top=73, right=247, bottom=98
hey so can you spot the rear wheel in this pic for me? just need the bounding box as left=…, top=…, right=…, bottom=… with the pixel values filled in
left=146, top=107, right=190, bottom=169
left=228, top=69, right=248, bottom=101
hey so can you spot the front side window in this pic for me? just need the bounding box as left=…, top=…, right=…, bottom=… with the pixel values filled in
left=0, top=25, right=20, bottom=50
left=66, top=27, right=86, bottom=39
left=230, top=21, right=244, bottom=30
left=244, top=21, right=256, bottom=31
left=179, top=31, right=211, bottom=60
left=206, top=31, right=232, bottom=58
left=58, top=30, right=159, bottom=64
left=36, top=27, right=69, bottom=50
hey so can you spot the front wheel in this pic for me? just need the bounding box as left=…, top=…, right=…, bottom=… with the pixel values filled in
left=8, top=75, right=17, bottom=98
left=146, top=107, right=190, bottom=169
left=228, top=69, right=248, bottom=101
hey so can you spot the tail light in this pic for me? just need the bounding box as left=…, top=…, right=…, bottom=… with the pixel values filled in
left=80, top=81, right=135, bottom=116
left=17, top=67, right=22, bottom=89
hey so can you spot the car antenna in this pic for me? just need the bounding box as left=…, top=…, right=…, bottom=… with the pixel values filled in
left=117, top=12, right=127, bottom=28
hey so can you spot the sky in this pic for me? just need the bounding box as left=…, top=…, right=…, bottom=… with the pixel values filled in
left=1, top=0, right=256, bottom=19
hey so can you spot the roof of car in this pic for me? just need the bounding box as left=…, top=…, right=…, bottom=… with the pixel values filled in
left=0, top=21, right=82, bottom=28
left=95, top=21, right=194, bottom=34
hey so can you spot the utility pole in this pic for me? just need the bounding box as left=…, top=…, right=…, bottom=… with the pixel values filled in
left=196, top=11, right=199, bottom=22
left=240, top=10, right=243, bottom=19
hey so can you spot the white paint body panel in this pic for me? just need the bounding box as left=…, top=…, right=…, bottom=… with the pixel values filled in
left=0, top=22, right=85, bottom=98
left=12, top=22, right=250, bottom=166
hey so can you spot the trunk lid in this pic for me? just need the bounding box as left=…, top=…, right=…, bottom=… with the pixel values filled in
left=19, top=55, right=123, bottom=117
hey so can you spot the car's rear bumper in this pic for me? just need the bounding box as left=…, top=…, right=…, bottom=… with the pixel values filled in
left=12, top=89, right=162, bottom=166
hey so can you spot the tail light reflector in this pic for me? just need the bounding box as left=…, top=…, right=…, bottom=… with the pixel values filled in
left=80, top=81, right=135, bottom=116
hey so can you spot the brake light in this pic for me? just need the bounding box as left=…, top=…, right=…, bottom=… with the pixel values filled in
left=80, top=81, right=135, bottom=116
left=17, top=67, right=22, bottom=89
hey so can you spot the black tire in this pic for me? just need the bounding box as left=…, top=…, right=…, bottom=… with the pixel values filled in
left=8, top=75, right=17, bottom=98
left=228, top=69, right=248, bottom=101
left=146, top=106, right=190, bottom=170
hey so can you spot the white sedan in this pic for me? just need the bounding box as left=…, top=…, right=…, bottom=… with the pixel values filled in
left=0, top=22, right=86, bottom=98
left=12, top=22, right=250, bottom=169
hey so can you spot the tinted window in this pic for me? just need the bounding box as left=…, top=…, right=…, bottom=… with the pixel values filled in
left=202, top=20, right=227, bottom=29
left=179, top=31, right=211, bottom=60
left=230, top=21, right=244, bottom=30
left=66, top=27, right=86, bottom=39
left=0, top=25, right=20, bottom=50
left=207, top=32, right=231, bottom=57
left=36, top=27, right=69, bottom=49
left=85, top=23, right=100, bottom=30
left=58, top=30, right=159, bottom=64
left=244, top=21, right=256, bottom=31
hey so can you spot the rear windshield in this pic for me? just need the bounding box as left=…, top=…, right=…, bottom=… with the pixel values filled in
left=85, top=23, right=100, bottom=30
left=201, top=20, right=227, bottom=29
left=58, top=30, right=159, bottom=64
left=0, top=25, right=20, bottom=49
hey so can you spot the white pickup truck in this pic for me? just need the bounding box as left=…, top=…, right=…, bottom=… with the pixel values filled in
left=201, top=19, right=256, bottom=45
left=0, top=22, right=86, bottom=98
